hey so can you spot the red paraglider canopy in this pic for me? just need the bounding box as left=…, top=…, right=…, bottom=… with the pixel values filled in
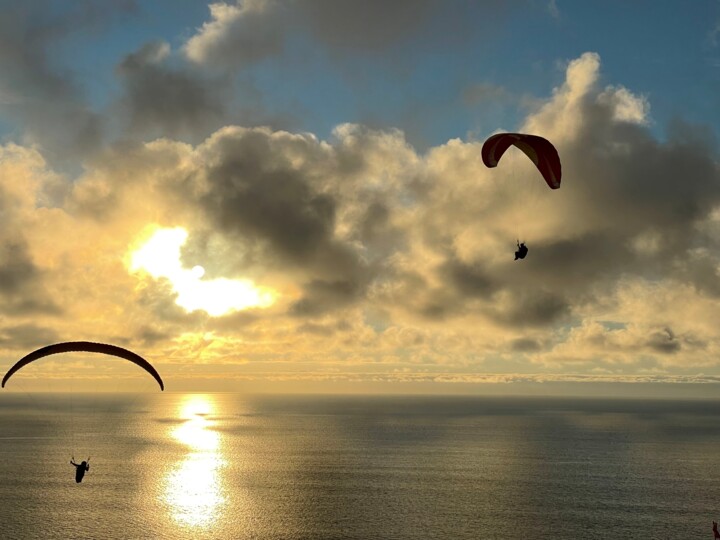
left=481, top=132, right=561, bottom=189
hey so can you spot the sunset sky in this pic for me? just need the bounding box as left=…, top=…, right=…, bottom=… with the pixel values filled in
left=1, top=1, right=720, bottom=395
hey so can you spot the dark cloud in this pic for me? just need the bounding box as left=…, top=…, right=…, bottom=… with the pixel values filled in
left=646, top=327, right=681, bottom=354
left=206, top=310, right=259, bottom=332
left=420, top=303, right=450, bottom=321
left=523, top=115, right=720, bottom=298
left=171, top=125, right=423, bottom=316
left=398, top=56, right=720, bottom=333
left=0, top=2, right=135, bottom=165
left=442, top=258, right=495, bottom=299
left=510, top=337, right=542, bottom=353
left=673, top=250, right=720, bottom=298
left=291, top=279, right=363, bottom=316
left=523, top=233, right=636, bottom=295
left=478, top=119, right=720, bottom=302
left=0, top=240, right=60, bottom=316
left=297, top=321, right=337, bottom=336
left=185, top=0, right=510, bottom=69
left=359, top=202, right=390, bottom=244
left=136, top=326, right=173, bottom=346
left=200, top=129, right=338, bottom=264
left=0, top=323, right=60, bottom=350
left=116, top=41, right=229, bottom=141
left=194, top=128, right=376, bottom=317
left=494, top=290, right=570, bottom=328
left=0, top=241, right=37, bottom=295
left=569, top=120, right=720, bottom=231
left=357, top=201, right=407, bottom=262
left=297, top=0, right=439, bottom=50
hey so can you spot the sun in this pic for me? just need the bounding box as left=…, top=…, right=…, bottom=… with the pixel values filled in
left=128, top=226, right=275, bottom=316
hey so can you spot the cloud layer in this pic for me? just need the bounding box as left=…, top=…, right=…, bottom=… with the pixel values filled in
left=0, top=3, right=718, bottom=391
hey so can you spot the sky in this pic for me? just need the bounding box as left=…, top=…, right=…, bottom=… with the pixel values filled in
left=1, top=0, right=720, bottom=395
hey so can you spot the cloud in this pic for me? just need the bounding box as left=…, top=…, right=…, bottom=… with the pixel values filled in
left=646, top=327, right=681, bottom=354
left=0, top=240, right=61, bottom=316
left=60, top=125, right=404, bottom=321
left=0, top=145, right=63, bottom=316
left=510, top=337, right=542, bottom=353
left=197, top=128, right=338, bottom=264
left=115, top=41, right=229, bottom=141
left=183, top=0, right=509, bottom=69
left=184, top=0, right=286, bottom=68
left=442, top=258, right=495, bottom=300
left=179, top=0, right=517, bottom=148
left=547, top=0, right=561, bottom=19
left=0, top=2, right=135, bottom=165
left=530, top=279, right=720, bottom=371
left=186, top=125, right=420, bottom=315
left=0, top=324, right=60, bottom=350
left=547, top=0, right=560, bottom=20
left=709, top=19, right=720, bottom=47
left=3, top=50, right=720, bottom=384
left=463, top=83, right=513, bottom=106
left=400, top=52, right=720, bottom=337
left=294, top=0, right=439, bottom=51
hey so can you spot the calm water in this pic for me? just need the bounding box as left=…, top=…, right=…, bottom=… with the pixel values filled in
left=0, top=394, right=719, bottom=539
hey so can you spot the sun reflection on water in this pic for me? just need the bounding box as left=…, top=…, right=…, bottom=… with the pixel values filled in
left=164, top=395, right=226, bottom=529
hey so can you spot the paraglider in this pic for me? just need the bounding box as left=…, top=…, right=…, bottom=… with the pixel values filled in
left=481, top=132, right=562, bottom=259
left=514, top=241, right=528, bottom=261
left=0, top=341, right=165, bottom=484
left=2, top=342, right=163, bottom=483
left=481, top=132, right=561, bottom=189
left=1, top=341, right=165, bottom=391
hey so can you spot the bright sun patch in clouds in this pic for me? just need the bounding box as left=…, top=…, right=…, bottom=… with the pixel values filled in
left=129, top=227, right=275, bottom=316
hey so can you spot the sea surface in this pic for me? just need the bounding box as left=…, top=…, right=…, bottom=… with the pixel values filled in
left=0, top=393, right=719, bottom=539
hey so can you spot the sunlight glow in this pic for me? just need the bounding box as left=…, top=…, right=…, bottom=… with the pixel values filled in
left=128, top=226, right=275, bottom=316
left=164, top=395, right=225, bottom=529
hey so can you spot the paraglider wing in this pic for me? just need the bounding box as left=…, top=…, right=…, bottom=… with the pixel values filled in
left=2, top=341, right=164, bottom=391
left=481, top=133, right=561, bottom=189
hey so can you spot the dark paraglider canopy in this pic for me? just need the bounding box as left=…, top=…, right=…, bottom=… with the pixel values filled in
left=481, top=132, right=561, bottom=189
left=1, top=341, right=165, bottom=391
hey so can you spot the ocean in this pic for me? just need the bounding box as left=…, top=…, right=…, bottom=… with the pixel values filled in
left=0, top=393, right=719, bottom=539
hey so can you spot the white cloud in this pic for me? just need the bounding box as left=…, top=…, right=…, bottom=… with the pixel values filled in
left=547, top=0, right=560, bottom=20
left=598, top=86, right=650, bottom=124
left=184, top=0, right=283, bottom=67
left=709, top=20, right=720, bottom=46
